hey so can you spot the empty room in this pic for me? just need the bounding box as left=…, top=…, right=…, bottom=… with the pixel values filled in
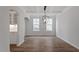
left=0, top=6, right=79, bottom=52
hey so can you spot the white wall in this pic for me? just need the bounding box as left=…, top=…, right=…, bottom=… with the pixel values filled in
left=17, top=7, right=25, bottom=46
left=0, top=7, right=10, bottom=51
left=56, top=7, right=79, bottom=49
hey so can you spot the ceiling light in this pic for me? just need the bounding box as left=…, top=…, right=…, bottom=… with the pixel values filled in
left=42, top=6, right=49, bottom=23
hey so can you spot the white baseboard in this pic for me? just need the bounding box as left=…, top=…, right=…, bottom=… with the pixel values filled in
left=57, top=35, right=79, bottom=49
left=17, top=39, right=24, bottom=46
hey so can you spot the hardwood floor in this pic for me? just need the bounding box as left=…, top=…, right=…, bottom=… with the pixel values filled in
left=10, top=36, right=79, bottom=52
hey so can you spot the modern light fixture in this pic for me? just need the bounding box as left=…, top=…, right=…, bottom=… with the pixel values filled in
left=42, top=6, right=49, bottom=23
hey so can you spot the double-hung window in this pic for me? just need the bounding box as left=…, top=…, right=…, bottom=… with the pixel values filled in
left=46, top=18, right=52, bottom=31
left=33, top=18, right=40, bottom=31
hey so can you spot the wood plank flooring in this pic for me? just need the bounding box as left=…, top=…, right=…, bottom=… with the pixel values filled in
left=10, top=36, right=79, bottom=52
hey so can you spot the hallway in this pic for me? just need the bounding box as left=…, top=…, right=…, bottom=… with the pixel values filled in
left=10, top=36, right=79, bottom=52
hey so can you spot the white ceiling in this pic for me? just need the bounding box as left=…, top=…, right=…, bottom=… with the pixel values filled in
left=21, top=6, right=68, bottom=14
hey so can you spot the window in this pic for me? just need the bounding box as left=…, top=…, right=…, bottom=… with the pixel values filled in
left=10, top=24, right=17, bottom=32
left=46, top=18, right=52, bottom=31
left=33, top=18, right=40, bottom=31
left=9, top=9, right=17, bottom=32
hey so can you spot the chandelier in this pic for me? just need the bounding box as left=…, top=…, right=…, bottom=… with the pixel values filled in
left=42, top=6, right=49, bottom=23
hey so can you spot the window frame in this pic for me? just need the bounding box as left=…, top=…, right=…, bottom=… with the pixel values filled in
left=33, top=18, right=40, bottom=31
left=46, top=18, right=53, bottom=31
